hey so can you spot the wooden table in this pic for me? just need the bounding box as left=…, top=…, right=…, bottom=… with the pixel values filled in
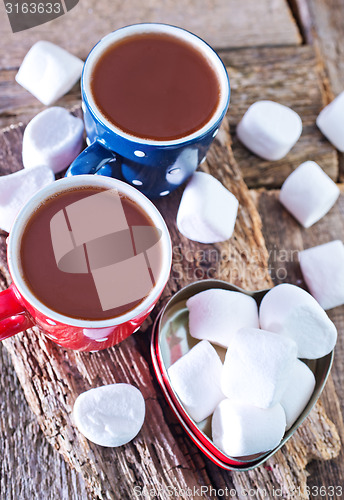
left=0, top=1, right=343, bottom=498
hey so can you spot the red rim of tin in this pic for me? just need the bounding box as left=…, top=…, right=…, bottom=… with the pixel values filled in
left=150, top=279, right=334, bottom=471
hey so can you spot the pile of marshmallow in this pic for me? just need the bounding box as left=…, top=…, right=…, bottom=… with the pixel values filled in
left=168, top=284, right=337, bottom=457
left=177, top=96, right=344, bottom=243
left=0, top=41, right=85, bottom=233
left=176, top=97, right=344, bottom=311
left=236, top=100, right=344, bottom=311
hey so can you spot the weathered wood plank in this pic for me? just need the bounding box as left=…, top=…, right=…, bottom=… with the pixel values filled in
left=0, top=69, right=81, bottom=128
left=288, top=0, right=314, bottom=43
left=220, top=45, right=338, bottom=188
left=305, top=0, right=344, bottom=97
left=0, top=345, right=90, bottom=500
left=291, top=0, right=344, bottom=182
left=0, top=116, right=341, bottom=499
left=253, top=185, right=344, bottom=492
left=0, top=0, right=300, bottom=70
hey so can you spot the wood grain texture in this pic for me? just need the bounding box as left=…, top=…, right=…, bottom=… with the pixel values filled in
left=253, top=186, right=344, bottom=492
left=0, top=345, right=90, bottom=500
left=0, top=117, right=341, bottom=499
left=304, top=0, right=344, bottom=97
left=0, top=0, right=300, bottom=70
left=291, top=0, right=344, bottom=182
left=221, top=45, right=338, bottom=188
left=0, top=69, right=81, bottom=128
left=287, top=0, right=314, bottom=43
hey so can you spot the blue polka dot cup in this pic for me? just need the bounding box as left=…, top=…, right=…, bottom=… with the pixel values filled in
left=66, top=23, right=230, bottom=199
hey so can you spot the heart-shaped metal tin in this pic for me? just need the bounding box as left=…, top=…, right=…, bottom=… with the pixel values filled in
left=151, top=279, right=333, bottom=471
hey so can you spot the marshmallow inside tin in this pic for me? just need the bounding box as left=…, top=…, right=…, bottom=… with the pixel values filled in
left=259, top=283, right=337, bottom=359
left=280, top=359, right=316, bottom=430
left=167, top=340, right=224, bottom=422
left=212, top=399, right=286, bottom=457
left=187, top=288, right=259, bottom=348
left=221, top=327, right=297, bottom=409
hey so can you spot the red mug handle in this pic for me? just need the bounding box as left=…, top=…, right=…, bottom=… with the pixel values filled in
left=0, top=285, right=34, bottom=340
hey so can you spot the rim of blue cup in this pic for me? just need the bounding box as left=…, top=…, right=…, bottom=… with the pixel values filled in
left=81, top=23, right=230, bottom=147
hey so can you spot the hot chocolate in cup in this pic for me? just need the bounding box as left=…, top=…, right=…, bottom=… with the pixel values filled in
left=1, top=175, right=172, bottom=351
left=66, top=23, right=230, bottom=198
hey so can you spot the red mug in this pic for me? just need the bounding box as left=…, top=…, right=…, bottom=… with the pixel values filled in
left=0, top=175, right=172, bottom=351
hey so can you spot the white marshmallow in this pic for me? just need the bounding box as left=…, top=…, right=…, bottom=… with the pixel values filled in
left=259, top=284, right=337, bottom=359
left=236, top=100, right=302, bottom=161
left=176, top=171, right=238, bottom=243
left=279, top=161, right=339, bottom=228
left=0, top=165, right=55, bottom=233
left=316, top=91, right=344, bottom=152
left=221, top=327, right=297, bottom=408
left=280, top=359, right=316, bottom=430
left=22, top=107, right=84, bottom=174
left=186, top=288, right=259, bottom=348
left=73, top=384, right=145, bottom=447
left=212, top=399, right=286, bottom=457
left=299, top=240, right=344, bottom=310
left=16, top=41, right=83, bottom=106
left=167, top=340, right=224, bottom=422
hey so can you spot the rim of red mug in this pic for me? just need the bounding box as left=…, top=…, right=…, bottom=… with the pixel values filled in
left=82, top=22, right=230, bottom=146
left=8, top=175, right=172, bottom=328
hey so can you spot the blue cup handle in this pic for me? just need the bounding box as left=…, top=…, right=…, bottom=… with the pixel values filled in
left=66, top=141, right=121, bottom=178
